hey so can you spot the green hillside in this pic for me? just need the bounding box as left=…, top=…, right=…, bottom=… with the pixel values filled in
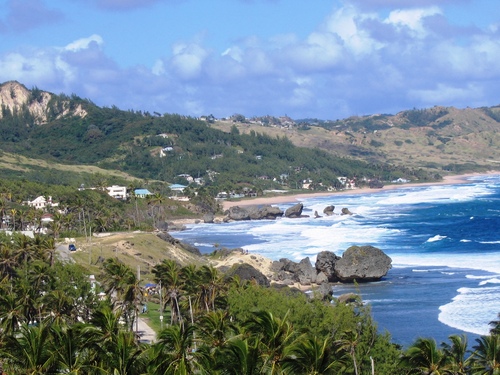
left=0, top=81, right=437, bottom=193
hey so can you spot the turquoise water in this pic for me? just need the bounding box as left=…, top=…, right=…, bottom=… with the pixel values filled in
left=172, top=174, right=500, bottom=346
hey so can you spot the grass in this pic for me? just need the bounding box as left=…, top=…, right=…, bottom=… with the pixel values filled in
left=66, top=231, right=206, bottom=286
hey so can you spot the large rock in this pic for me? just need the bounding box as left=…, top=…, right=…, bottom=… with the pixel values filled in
left=203, top=213, right=214, bottom=223
left=285, top=203, right=303, bottom=218
left=225, top=263, right=270, bottom=287
left=315, top=251, right=340, bottom=282
left=334, top=245, right=392, bottom=282
left=297, top=257, right=317, bottom=284
left=225, top=205, right=283, bottom=221
left=323, top=205, right=335, bottom=216
left=341, top=208, right=353, bottom=215
left=271, top=257, right=316, bottom=284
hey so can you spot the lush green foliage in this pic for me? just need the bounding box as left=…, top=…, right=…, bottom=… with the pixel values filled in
left=0, top=235, right=499, bottom=374
left=0, top=87, right=436, bottom=193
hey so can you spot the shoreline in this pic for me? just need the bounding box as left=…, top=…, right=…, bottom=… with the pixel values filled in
left=222, top=171, right=499, bottom=210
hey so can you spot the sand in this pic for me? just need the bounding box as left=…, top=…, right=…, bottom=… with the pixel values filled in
left=222, top=172, right=499, bottom=210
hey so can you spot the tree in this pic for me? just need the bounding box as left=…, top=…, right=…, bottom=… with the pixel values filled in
left=0, top=322, right=55, bottom=374
left=282, top=335, right=346, bottom=375
left=441, top=334, right=471, bottom=375
left=153, top=259, right=184, bottom=326
left=148, top=324, right=200, bottom=375
left=402, top=337, right=447, bottom=375
left=471, top=335, right=500, bottom=375
left=243, top=310, right=295, bottom=374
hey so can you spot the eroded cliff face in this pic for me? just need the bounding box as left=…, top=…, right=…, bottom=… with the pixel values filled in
left=0, top=81, right=87, bottom=124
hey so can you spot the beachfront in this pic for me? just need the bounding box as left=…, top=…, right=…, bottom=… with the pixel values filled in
left=221, top=172, right=497, bottom=210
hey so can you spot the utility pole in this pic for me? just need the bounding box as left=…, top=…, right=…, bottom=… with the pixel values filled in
left=159, top=280, right=163, bottom=330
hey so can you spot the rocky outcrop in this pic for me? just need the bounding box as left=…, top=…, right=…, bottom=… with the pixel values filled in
left=0, top=81, right=87, bottom=124
left=341, top=208, right=354, bottom=215
left=323, top=205, right=335, bottom=215
left=156, top=232, right=201, bottom=256
left=271, top=257, right=317, bottom=285
left=334, top=245, right=392, bottom=282
left=271, top=246, right=391, bottom=288
left=315, top=251, right=340, bottom=282
left=225, top=263, right=270, bottom=287
left=285, top=203, right=303, bottom=218
left=203, top=213, right=215, bottom=223
left=224, top=205, right=283, bottom=221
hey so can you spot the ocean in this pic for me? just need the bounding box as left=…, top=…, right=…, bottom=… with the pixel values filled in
left=172, top=174, right=500, bottom=347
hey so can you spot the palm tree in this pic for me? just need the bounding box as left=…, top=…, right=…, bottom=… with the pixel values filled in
left=100, top=258, right=142, bottom=330
left=282, top=335, right=347, bottom=375
left=243, top=310, right=296, bottom=375
left=0, top=278, right=25, bottom=334
left=471, top=335, right=500, bottom=375
left=147, top=192, right=164, bottom=228
left=216, top=336, right=261, bottom=375
left=148, top=323, right=200, bottom=374
left=335, top=328, right=362, bottom=375
left=153, top=259, right=185, bottom=326
left=0, top=321, right=55, bottom=374
left=9, top=208, right=17, bottom=231
left=441, top=334, right=471, bottom=375
left=49, top=322, right=93, bottom=374
left=402, top=337, right=447, bottom=375
left=490, top=313, right=500, bottom=336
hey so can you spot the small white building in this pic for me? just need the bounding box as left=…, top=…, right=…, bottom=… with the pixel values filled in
left=106, top=185, right=127, bottom=200
left=27, top=196, right=59, bottom=210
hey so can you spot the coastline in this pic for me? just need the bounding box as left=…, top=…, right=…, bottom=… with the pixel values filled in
left=221, top=172, right=499, bottom=210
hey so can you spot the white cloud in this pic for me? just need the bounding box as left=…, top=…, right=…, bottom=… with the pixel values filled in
left=169, top=42, right=208, bottom=80
left=64, top=34, right=104, bottom=52
left=321, top=5, right=382, bottom=55
left=384, top=6, right=442, bottom=37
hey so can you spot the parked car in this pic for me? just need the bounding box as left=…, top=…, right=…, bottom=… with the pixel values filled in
left=68, top=244, right=77, bottom=251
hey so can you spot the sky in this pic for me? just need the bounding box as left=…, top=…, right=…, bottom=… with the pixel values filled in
left=1, top=0, right=499, bottom=120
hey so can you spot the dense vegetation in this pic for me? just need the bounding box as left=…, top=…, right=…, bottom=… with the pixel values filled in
left=0, top=178, right=198, bottom=236
left=0, top=84, right=437, bottom=194
left=0, top=234, right=499, bottom=374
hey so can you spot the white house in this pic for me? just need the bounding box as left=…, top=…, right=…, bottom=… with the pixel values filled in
left=106, top=185, right=127, bottom=200
left=27, top=196, right=59, bottom=210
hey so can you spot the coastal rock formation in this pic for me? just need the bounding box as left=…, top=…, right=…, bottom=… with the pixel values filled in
left=224, top=205, right=284, bottom=221
left=203, top=213, right=214, bottom=223
left=315, top=251, right=340, bottom=282
left=323, top=205, right=335, bottom=215
left=341, top=208, right=353, bottom=215
left=156, top=232, right=201, bottom=256
left=334, top=245, right=392, bottom=282
left=270, top=246, right=391, bottom=287
left=271, top=257, right=317, bottom=285
left=285, top=203, right=303, bottom=218
left=225, top=263, right=270, bottom=287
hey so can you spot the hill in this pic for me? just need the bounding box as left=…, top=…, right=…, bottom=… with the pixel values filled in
left=0, top=81, right=438, bottom=194
left=214, top=105, right=500, bottom=175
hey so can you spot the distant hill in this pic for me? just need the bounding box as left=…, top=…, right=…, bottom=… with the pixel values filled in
left=214, top=105, right=500, bottom=175
left=0, top=81, right=438, bottom=191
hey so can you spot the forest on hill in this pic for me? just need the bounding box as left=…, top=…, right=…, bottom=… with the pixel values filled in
left=0, top=81, right=437, bottom=194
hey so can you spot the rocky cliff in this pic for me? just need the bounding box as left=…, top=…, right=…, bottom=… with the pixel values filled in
left=0, top=81, right=87, bottom=124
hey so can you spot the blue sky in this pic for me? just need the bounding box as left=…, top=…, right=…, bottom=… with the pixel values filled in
left=1, top=0, right=499, bottom=120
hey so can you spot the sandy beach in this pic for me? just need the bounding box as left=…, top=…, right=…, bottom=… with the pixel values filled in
left=222, top=172, right=499, bottom=210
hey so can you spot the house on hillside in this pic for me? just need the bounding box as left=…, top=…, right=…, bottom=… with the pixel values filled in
left=27, top=196, right=59, bottom=210
left=169, top=184, right=187, bottom=193
left=134, top=188, right=152, bottom=198
left=106, top=185, right=127, bottom=200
